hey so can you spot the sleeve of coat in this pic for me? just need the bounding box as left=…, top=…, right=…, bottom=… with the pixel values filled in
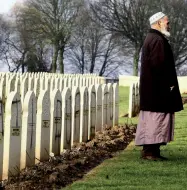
left=150, top=39, right=165, bottom=69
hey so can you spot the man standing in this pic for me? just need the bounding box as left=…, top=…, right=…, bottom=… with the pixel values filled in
left=135, top=12, right=183, bottom=160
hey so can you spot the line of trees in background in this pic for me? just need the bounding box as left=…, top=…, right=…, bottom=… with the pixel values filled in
left=0, top=0, right=187, bottom=76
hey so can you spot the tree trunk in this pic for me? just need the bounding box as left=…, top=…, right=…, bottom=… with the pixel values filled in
left=22, top=63, right=25, bottom=73
left=59, top=46, right=64, bottom=74
left=52, top=44, right=59, bottom=73
left=21, top=53, right=26, bottom=73
left=133, top=46, right=141, bottom=76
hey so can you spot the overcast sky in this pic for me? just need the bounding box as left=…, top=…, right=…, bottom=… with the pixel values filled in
left=0, top=0, right=21, bottom=72
left=0, top=0, right=17, bottom=13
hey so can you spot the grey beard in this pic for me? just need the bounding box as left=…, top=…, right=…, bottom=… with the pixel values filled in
left=161, top=29, right=171, bottom=37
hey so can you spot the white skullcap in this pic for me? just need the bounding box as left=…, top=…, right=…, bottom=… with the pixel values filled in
left=149, top=12, right=166, bottom=25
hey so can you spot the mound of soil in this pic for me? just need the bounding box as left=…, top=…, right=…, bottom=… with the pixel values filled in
left=2, top=124, right=136, bottom=190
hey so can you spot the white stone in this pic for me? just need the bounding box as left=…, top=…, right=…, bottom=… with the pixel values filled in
left=101, top=84, right=109, bottom=129
left=2, top=92, right=22, bottom=180
left=61, top=88, right=72, bottom=152
left=34, top=78, right=40, bottom=99
left=80, top=87, right=89, bottom=142
left=113, top=83, right=119, bottom=126
left=5, top=76, right=16, bottom=99
left=85, top=78, right=89, bottom=87
left=75, top=77, right=80, bottom=86
left=0, top=76, right=6, bottom=105
left=55, top=78, right=60, bottom=90
left=59, top=78, right=64, bottom=92
left=71, top=78, right=76, bottom=87
left=50, top=89, right=62, bottom=155
left=28, top=77, right=34, bottom=91
left=88, top=85, right=96, bottom=140
left=20, top=91, right=36, bottom=169
left=68, top=78, right=72, bottom=88
left=40, top=77, right=45, bottom=91
left=82, top=78, right=86, bottom=87
left=79, top=77, right=83, bottom=87
left=50, top=78, right=55, bottom=91
left=35, top=90, right=50, bottom=163
left=14, top=77, right=21, bottom=95
left=107, top=83, right=113, bottom=127
left=0, top=93, right=4, bottom=181
left=95, top=85, right=102, bottom=132
left=64, top=78, right=68, bottom=88
left=21, top=78, right=28, bottom=105
left=71, top=87, right=80, bottom=144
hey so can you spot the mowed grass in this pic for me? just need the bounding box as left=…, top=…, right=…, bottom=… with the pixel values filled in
left=63, top=88, right=187, bottom=190
left=118, top=86, right=138, bottom=125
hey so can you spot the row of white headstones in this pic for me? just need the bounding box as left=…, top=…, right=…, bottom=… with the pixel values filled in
left=0, top=72, right=118, bottom=180
left=128, top=83, right=140, bottom=118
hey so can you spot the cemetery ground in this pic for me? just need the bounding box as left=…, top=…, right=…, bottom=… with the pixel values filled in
left=64, top=88, right=187, bottom=190
left=3, top=87, right=187, bottom=190
left=3, top=86, right=136, bottom=189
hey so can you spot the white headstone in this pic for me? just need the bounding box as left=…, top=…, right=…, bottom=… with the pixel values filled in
left=14, top=77, right=21, bottom=95
left=5, top=76, right=16, bottom=99
left=34, top=78, right=40, bottom=99
left=28, top=77, right=34, bottom=91
left=80, top=87, right=89, bottom=142
left=68, top=78, right=72, bottom=88
left=55, top=78, right=60, bottom=90
left=64, top=78, right=68, bottom=88
left=107, top=83, right=113, bottom=127
left=88, top=85, right=96, bottom=140
left=113, top=83, right=119, bottom=126
left=2, top=92, right=22, bottom=180
left=82, top=78, right=86, bottom=87
left=0, top=85, right=4, bottom=180
left=72, top=78, right=76, bottom=87
left=50, top=78, right=55, bottom=91
left=75, top=77, right=80, bottom=87
left=0, top=76, right=6, bottom=105
left=71, top=87, right=80, bottom=144
left=50, top=90, right=62, bottom=155
left=61, top=88, right=72, bottom=152
left=35, top=90, right=50, bottom=163
left=59, top=78, right=64, bottom=92
left=20, top=91, right=36, bottom=169
left=40, top=77, right=45, bottom=91
left=85, top=78, right=89, bottom=87
left=21, top=77, right=28, bottom=105
left=102, top=84, right=108, bottom=129
left=95, top=85, right=102, bottom=132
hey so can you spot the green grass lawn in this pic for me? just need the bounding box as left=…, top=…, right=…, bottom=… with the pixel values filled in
left=118, top=86, right=138, bottom=125
left=63, top=88, right=187, bottom=190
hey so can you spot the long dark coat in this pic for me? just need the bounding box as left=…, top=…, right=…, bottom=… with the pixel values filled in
left=140, top=29, right=183, bottom=113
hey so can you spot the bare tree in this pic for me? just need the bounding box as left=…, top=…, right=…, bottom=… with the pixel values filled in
left=91, top=0, right=187, bottom=76
left=22, top=0, right=83, bottom=73
left=66, top=8, right=125, bottom=76
left=90, top=0, right=157, bottom=76
left=160, top=0, right=187, bottom=71
left=0, top=15, right=10, bottom=64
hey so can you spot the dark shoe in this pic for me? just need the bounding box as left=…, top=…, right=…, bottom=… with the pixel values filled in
left=157, top=155, right=168, bottom=160
left=142, top=155, right=160, bottom=161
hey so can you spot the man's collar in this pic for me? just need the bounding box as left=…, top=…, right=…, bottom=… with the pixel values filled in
left=149, top=28, right=168, bottom=40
